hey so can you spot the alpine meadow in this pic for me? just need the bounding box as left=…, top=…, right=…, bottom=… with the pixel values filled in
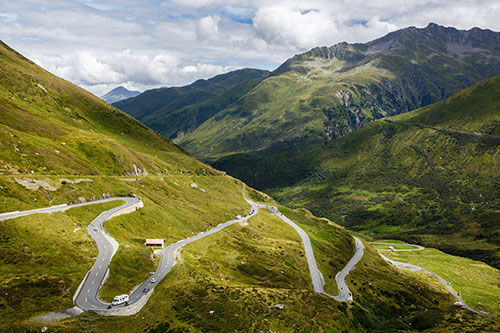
left=1, top=2, right=500, bottom=332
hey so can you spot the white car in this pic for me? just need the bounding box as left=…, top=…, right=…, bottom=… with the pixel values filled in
left=150, top=277, right=157, bottom=283
left=93, top=227, right=98, bottom=231
left=111, top=294, right=129, bottom=306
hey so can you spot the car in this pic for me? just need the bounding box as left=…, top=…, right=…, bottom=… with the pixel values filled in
left=143, top=288, right=150, bottom=293
left=93, top=227, right=98, bottom=231
left=111, top=294, right=129, bottom=306
left=150, top=277, right=156, bottom=283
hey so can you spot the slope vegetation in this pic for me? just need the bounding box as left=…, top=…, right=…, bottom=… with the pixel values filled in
left=116, top=23, right=500, bottom=164
left=114, top=68, right=269, bottom=141
left=0, top=41, right=497, bottom=332
left=266, top=75, right=500, bottom=268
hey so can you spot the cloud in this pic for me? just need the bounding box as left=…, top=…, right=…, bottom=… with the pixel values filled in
left=1, top=0, right=500, bottom=96
left=33, top=49, right=237, bottom=95
left=196, top=15, right=221, bottom=40
left=253, top=6, right=339, bottom=49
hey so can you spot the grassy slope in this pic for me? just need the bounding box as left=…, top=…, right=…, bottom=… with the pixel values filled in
left=0, top=41, right=497, bottom=331
left=269, top=75, right=500, bottom=268
left=26, top=201, right=498, bottom=332
left=179, top=25, right=500, bottom=161
left=0, top=41, right=198, bottom=177
left=380, top=245, right=500, bottom=317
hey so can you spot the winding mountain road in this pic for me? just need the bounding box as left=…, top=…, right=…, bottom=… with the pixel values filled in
left=372, top=243, right=491, bottom=317
left=2, top=186, right=365, bottom=317
left=242, top=191, right=365, bottom=302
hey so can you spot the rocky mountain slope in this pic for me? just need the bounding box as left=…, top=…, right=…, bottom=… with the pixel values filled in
left=3, top=40, right=495, bottom=332
left=117, top=23, right=500, bottom=166
left=254, top=75, right=500, bottom=269
left=101, top=86, right=140, bottom=104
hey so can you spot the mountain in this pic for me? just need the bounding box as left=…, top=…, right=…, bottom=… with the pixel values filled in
left=101, top=86, right=140, bottom=104
left=251, top=74, right=500, bottom=269
left=113, top=68, right=270, bottom=141
left=4, top=40, right=494, bottom=332
left=117, top=23, right=500, bottom=167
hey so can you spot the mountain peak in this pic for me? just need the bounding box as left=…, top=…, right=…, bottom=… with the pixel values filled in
left=101, top=86, right=140, bottom=104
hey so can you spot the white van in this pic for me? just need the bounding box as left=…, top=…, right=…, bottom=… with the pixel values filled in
left=111, top=294, right=129, bottom=306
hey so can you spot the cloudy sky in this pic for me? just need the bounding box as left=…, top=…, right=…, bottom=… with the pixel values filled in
left=1, top=0, right=500, bottom=96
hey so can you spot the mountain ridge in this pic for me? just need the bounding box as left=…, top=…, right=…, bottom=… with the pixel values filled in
left=101, top=86, right=140, bottom=104
left=115, top=23, right=500, bottom=166
left=1, top=39, right=499, bottom=332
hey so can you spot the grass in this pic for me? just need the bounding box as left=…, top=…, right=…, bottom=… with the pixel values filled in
left=0, top=201, right=122, bottom=324
left=1, top=39, right=499, bottom=332
left=26, top=201, right=499, bottom=332
left=382, top=247, right=500, bottom=317
left=2, top=177, right=498, bottom=332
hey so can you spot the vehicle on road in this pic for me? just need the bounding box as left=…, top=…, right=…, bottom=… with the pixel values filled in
left=93, top=227, right=98, bottom=231
left=111, top=294, right=129, bottom=306
left=143, top=288, right=150, bottom=293
left=150, top=277, right=156, bottom=283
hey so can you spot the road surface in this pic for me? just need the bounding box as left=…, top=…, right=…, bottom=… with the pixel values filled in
left=2, top=186, right=365, bottom=316
left=375, top=245, right=491, bottom=317
left=369, top=242, right=424, bottom=251
left=242, top=188, right=365, bottom=302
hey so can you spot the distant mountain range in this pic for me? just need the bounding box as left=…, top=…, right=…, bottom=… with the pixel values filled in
left=256, top=75, right=500, bottom=268
left=113, top=23, right=500, bottom=268
left=3, top=39, right=480, bottom=332
left=115, top=23, right=500, bottom=163
left=101, top=86, right=140, bottom=103
left=113, top=68, right=270, bottom=141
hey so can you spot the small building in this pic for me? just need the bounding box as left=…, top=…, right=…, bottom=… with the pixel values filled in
left=144, top=239, right=164, bottom=247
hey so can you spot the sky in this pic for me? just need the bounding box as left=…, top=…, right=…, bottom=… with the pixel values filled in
left=1, top=0, right=500, bottom=96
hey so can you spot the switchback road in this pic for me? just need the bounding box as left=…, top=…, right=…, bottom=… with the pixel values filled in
left=373, top=243, right=491, bottom=317
left=242, top=189, right=365, bottom=302
left=3, top=186, right=364, bottom=316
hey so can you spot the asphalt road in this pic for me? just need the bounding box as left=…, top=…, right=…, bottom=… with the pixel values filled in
left=369, top=242, right=424, bottom=251
left=242, top=188, right=364, bottom=302
left=0, top=197, right=137, bottom=221
left=377, top=248, right=491, bottom=317
left=74, top=197, right=143, bottom=310
left=3, top=186, right=365, bottom=315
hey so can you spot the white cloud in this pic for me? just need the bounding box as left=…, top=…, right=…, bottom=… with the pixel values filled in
left=196, top=15, right=221, bottom=40
left=253, top=6, right=339, bottom=49
left=1, top=0, right=500, bottom=96
left=0, top=12, right=18, bottom=23
left=32, top=49, right=237, bottom=95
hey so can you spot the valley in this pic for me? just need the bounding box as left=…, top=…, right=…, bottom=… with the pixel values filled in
left=1, top=12, right=499, bottom=332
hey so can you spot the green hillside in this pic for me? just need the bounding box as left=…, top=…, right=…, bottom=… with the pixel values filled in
left=263, top=75, right=500, bottom=268
left=1, top=40, right=498, bottom=331
left=117, top=24, right=500, bottom=165
left=113, top=68, right=269, bottom=140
